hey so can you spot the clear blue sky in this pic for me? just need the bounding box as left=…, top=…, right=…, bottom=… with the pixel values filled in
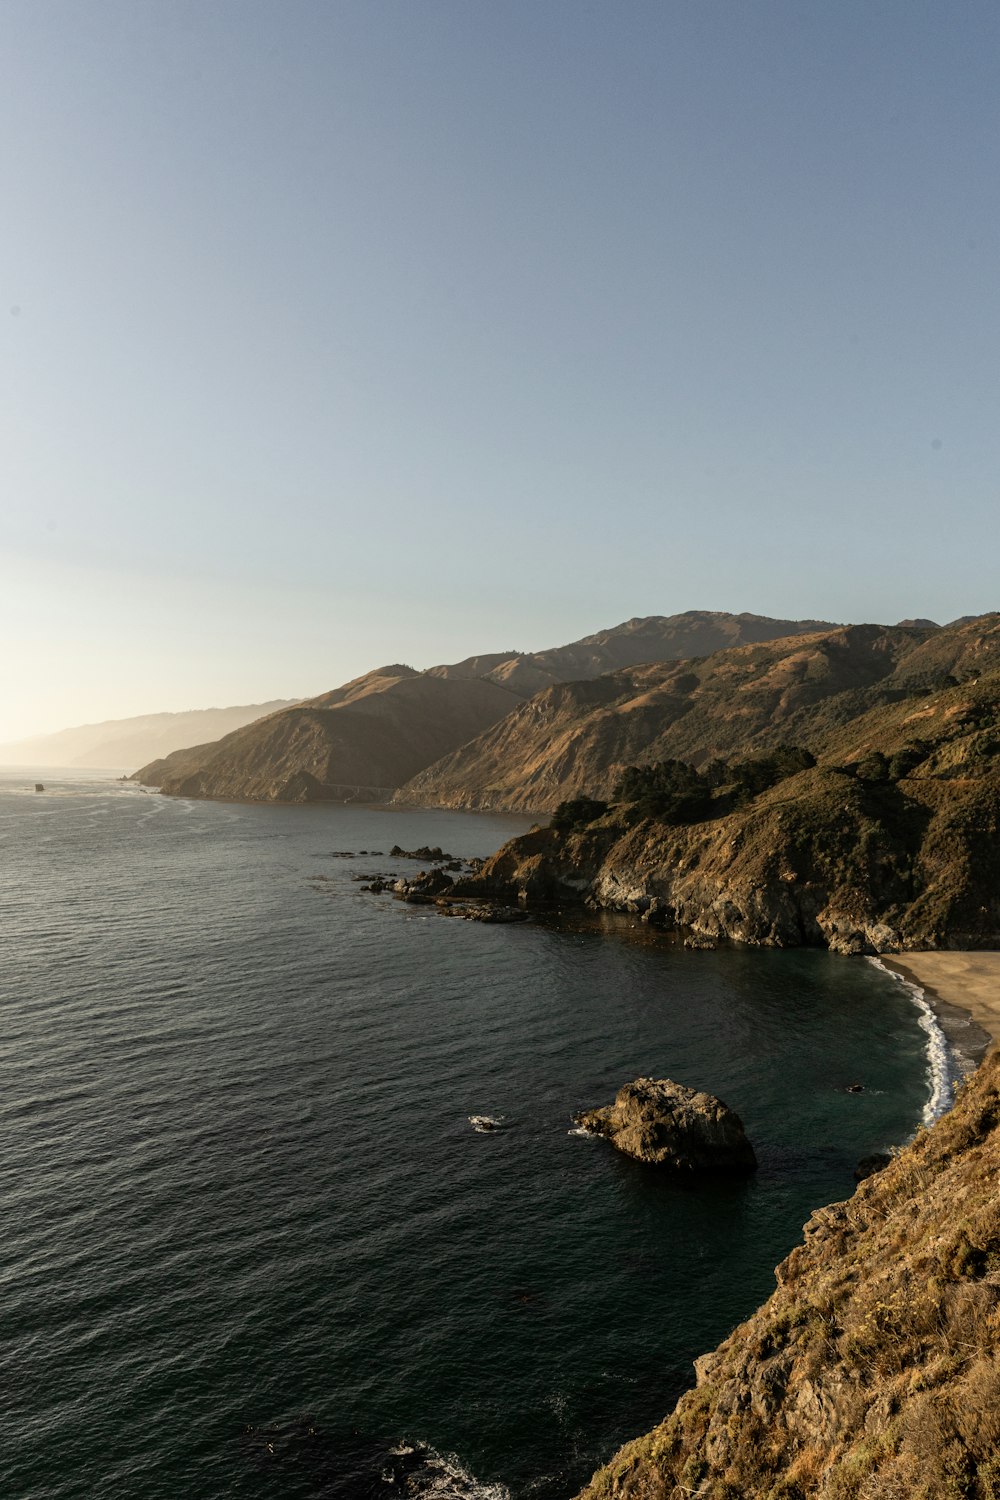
left=2, top=0, right=998, bottom=737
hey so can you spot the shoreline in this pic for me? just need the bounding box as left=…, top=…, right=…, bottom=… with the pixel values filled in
left=882, top=953, right=1000, bottom=1050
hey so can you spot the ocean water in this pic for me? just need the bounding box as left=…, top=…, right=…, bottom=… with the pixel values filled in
left=0, top=771, right=966, bottom=1499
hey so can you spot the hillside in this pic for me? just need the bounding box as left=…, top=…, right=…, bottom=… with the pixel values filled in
left=457, top=636, right=1000, bottom=953
left=400, top=618, right=1000, bottom=814
left=425, top=611, right=839, bottom=697
left=0, top=700, right=297, bottom=771
left=575, top=1045, right=1000, bottom=1500
left=135, top=667, right=521, bottom=802
left=137, top=611, right=839, bottom=805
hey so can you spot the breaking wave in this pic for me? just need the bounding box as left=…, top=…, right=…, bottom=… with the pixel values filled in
left=867, top=957, right=954, bottom=1125
left=388, top=1442, right=511, bottom=1498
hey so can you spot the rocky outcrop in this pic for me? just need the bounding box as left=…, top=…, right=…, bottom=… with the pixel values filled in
left=575, top=1049, right=1000, bottom=1500
left=576, top=1078, right=756, bottom=1174
left=451, top=660, right=1000, bottom=952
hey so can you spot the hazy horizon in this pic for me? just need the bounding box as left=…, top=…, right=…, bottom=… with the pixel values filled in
left=2, top=603, right=991, bottom=749
left=4, top=1, right=999, bottom=741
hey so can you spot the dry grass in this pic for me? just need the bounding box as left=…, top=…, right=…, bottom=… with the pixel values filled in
left=576, top=1053, right=1000, bottom=1500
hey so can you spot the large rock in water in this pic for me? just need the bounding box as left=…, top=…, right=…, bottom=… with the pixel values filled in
left=576, top=1077, right=757, bottom=1174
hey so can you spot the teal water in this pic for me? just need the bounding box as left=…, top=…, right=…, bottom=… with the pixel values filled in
left=0, top=772, right=944, bottom=1498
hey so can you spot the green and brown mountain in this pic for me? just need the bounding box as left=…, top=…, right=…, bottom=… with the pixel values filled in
left=399, top=625, right=916, bottom=812
left=457, top=615, right=1000, bottom=952
left=400, top=618, right=1000, bottom=814
left=136, top=611, right=839, bottom=801
left=426, top=610, right=838, bottom=697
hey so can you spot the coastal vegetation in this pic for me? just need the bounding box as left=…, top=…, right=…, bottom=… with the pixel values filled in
left=575, top=1048, right=1000, bottom=1500
left=455, top=625, right=1000, bottom=953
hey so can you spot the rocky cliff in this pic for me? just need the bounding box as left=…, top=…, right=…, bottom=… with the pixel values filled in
left=575, top=1047, right=1000, bottom=1500
left=457, top=652, right=1000, bottom=953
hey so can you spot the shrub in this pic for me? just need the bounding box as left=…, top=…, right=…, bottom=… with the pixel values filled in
left=888, top=743, right=930, bottom=780
left=703, top=745, right=816, bottom=797
left=549, top=797, right=608, bottom=832
left=612, top=760, right=712, bottom=824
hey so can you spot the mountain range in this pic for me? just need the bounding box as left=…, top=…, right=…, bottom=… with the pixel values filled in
left=134, top=611, right=844, bottom=799
left=0, top=700, right=297, bottom=770
left=458, top=613, right=1000, bottom=953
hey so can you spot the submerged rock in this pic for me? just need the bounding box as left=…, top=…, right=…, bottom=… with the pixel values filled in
left=440, top=903, right=530, bottom=924
left=575, top=1077, right=757, bottom=1174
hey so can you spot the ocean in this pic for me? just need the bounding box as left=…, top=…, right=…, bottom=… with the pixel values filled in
left=0, top=771, right=973, bottom=1499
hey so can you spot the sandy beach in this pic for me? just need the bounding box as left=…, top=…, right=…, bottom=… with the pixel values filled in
left=884, top=953, right=1000, bottom=1046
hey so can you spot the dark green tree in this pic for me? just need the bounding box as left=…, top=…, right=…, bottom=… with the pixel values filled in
left=612, top=760, right=711, bottom=824
left=550, top=797, right=609, bottom=832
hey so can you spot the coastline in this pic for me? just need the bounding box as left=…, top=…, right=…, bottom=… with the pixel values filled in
left=882, top=952, right=1000, bottom=1048
left=867, top=953, right=997, bottom=1127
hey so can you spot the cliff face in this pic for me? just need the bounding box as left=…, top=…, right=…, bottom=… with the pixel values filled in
left=575, top=1048, right=1000, bottom=1500
left=460, top=666, right=1000, bottom=953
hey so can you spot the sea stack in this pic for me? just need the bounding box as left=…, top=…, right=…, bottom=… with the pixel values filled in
left=575, top=1077, right=757, bottom=1175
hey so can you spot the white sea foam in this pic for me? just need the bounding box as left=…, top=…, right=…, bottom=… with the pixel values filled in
left=389, top=1442, right=511, bottom=1499
left=469, top=1114, right=506, bottom=1132
left=868, top=956, right=954, bottom=1125
left=567, top=1124, right=598, bottom=1138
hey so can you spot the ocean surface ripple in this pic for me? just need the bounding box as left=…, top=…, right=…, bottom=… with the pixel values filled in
left=1, top=772, right=941, bottom=1498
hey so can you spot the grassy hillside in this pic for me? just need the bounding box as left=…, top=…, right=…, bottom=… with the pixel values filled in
left=424, top=612, right=840, bottom=697
left=575, top=1047, right=1000, bottom=1500
left=397, top=626, right=921, bottom=812
left=401, top=618, right=1000, bottom=814
left=136, top=668, right=521, bottom=802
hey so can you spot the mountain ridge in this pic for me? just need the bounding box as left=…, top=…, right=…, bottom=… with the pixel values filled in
left=453, top=617, right=1000, bottom=954
left=400, top=617, right=1000, bottom=814
left=0, top=700, right=298, bottom=771
left=135, top=612, right=847, bottom=802
left=135, top=667, right=523, bottom=802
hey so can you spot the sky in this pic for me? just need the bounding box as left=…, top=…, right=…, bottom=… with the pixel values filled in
left=2, top=0, right=998, bottom=740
